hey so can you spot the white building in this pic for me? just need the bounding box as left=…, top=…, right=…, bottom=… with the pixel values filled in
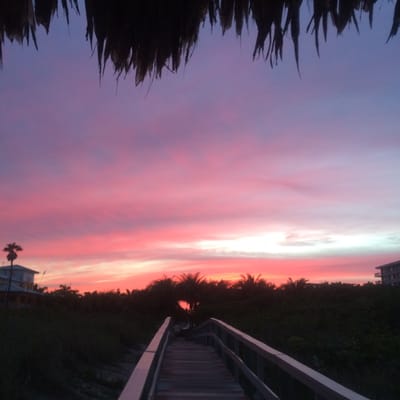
left=0, top=264, right=39, bottom=292
left=375, top=260, right=400, bottom=286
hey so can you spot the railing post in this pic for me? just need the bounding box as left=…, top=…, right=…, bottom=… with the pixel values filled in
left=211, top=322, right=216, bottom=347
left=215, top=324, right=221, bottom=356
left=256, top=354, right=264, bottom=381
left=252, top=352, right=265, bottom=400
left=221, top=329, right=227, bottom=364
left=233, top=337, right=240, bottom=380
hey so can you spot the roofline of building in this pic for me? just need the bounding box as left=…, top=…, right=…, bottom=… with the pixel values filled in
left=0, top=264, right=39, bottom=274
left=375, top=260, right=400, bottom=270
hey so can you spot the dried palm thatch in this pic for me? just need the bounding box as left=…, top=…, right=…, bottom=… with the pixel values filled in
left=0, top=0, right=79, bottom=65
left=0, top=0, right=399, bottom=83
left=84, top=0, right=210, bottom=84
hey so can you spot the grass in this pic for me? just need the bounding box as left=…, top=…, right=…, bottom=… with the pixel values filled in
left=202, top=286, right=400, bottom=400
left=2, top=282, right=400, bottom=399
left=0, top=307, right=160, bottom=400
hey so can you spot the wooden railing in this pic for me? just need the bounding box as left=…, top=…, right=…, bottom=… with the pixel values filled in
left=118, top=317, right=172, bottom=400
left=193, top=318, right=370, bottom=400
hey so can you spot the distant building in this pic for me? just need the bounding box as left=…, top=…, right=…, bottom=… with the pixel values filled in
left=0, top=264, right=39, bottom=293
left=375, top=260, right=400, bottom=286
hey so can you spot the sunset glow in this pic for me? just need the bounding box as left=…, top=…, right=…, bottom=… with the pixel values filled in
left=1, top=4, right=399, bottom=292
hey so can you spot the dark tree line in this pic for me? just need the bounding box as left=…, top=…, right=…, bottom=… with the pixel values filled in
left=3, top=272, right=400, bottom=398
left=36, top=273, right=400, bottom=399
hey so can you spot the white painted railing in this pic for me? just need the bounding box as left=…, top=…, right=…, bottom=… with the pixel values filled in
left=194, top=318, right=370, bottom=400
left=118, top=317, right=171, bottom=400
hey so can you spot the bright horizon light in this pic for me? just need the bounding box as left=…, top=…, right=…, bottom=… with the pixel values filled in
left=195, top=231, right=399, bottom=257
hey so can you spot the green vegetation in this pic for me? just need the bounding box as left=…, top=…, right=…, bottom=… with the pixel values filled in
left=1, top=274, right=399, bottom=399
left=0, top=295, right=161, bottom=400
left=196, top=277, right=400, bottom=400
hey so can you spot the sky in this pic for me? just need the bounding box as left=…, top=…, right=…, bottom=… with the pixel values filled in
left=1, top=3, right=399, bottom=292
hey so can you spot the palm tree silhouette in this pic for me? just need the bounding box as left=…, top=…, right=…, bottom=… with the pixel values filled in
left=177, top=272, right=205, bottom=315
left=3, top=242, right=23, bottom=307
left=235, top=273, right=268, bottom=291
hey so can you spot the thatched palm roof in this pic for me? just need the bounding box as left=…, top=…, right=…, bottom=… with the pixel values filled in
left=1, top=0, right=399, bottom=84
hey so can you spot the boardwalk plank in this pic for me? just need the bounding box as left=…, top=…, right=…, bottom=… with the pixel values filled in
left=155, top=338, right=248, bottom=400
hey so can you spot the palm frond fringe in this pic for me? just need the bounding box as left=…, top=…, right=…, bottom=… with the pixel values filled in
left=0, top=0, right=398, bottom=83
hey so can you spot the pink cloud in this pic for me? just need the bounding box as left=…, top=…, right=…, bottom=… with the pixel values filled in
left=1, top=7, right=399, bottom=294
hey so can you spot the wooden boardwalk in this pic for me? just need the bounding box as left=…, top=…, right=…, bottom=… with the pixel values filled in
left=155, top=337, right=248, bottom=399
left=119, top=318, right=369, bottom=400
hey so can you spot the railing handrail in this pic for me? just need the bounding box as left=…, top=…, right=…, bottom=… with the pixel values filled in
left=118, top=317, right=171, bottom=400
left=198, top=318, right=369, bottom=400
